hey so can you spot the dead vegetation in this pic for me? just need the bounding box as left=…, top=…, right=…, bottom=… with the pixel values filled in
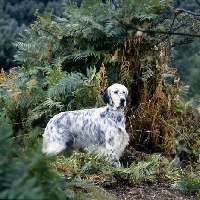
left=106, top=37, right=199, bottom=158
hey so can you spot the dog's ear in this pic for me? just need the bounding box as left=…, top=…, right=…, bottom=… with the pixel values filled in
left=102, top=89, right=110, bottom=104
left=126, top=96, right=130, bottom=106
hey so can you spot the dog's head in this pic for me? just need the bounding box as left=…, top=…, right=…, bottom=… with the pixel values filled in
left=102, top=83, right=130, bottom=109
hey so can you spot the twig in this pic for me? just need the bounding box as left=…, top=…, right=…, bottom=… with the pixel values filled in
left=196, top=0, right=200, bottom=7
left=174, top=8, right=200, bottom=17
left=132, top=25, right=200, bottom=38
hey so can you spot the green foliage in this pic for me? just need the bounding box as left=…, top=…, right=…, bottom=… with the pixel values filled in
left=55, top=147, right=112, bottom=181
left=112, top=154, right=179, bottom=184
left=142, top=68, right=154, bottom=82
left=14, top=0, right=171, bottom=74
left=0, top=19, right=26, bottom=70
left=174, top=42, right=200, bottom=98
left=112, top=155, right=159, bottom=184
left=26, top=66, right=103, bottom=131
left=0, top=63, right=103, bottom=134
left=1, top=0, right=63, bottom=26
left=55, top=152, right=179, bottom=186
left=31, top=67, right=102, bottom=123
left=1, top=1, right=200, bottom=198
left=47, top=72, right=86, bottom=100
left=46, top=65, right=65, bottom=87
left=0, top=0, right=64, bottom=70
left=188, top=68, right=200, bottom=97
left=0, top=118, right=66, bottom=199
left=172, top=1, right=200, bottom=98
left=173, top=172, right=200, bottom=194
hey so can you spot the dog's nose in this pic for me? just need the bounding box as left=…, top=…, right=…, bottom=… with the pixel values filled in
left=120, top=98, right=125, bottom=102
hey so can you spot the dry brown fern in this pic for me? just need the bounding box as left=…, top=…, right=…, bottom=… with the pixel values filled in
left=120, top=41, right=196, bottom=154
left=0, top=69, right=21, bottom=101
left=98, top=62, right=108, bottom=93
left=119, top=61, right=130, bottom=85
left=0, top=69, right=19, bottom=91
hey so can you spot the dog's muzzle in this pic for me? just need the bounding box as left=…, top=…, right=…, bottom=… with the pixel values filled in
left=120, top=98, right=125, bottom=107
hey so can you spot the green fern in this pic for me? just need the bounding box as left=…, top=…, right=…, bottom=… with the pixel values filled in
left=173, top=172, right=200, bottom=194
left=180, top=85, right=190, bottom=98
left=142, top=68, right=154, bottom=82
left=55, top=150, right=180, bottom=187
left=0, top=119, right=66, bottom=200
left=43, top=98, right=64, bottom=110
left=14, top=0, right=171, bottom=75
left=48, top=72, right=86, bottom=98
left=112, top=154, right=159, bottom=184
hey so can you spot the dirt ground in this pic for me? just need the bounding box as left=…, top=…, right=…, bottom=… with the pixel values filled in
left=104, top=181, right=198, bottom=200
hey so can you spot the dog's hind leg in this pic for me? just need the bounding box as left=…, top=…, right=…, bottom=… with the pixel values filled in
left=62, top=142, right=75, bottom=157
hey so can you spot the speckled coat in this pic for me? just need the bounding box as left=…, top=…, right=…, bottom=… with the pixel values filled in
left=42, top=83, right=130, bottom=166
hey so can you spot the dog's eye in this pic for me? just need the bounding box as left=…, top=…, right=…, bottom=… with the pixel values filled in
left=114, top=91, right=118, bottom=94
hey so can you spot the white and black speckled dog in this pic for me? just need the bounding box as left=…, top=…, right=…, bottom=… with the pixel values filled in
left=42, top=83, right=130, bottom=166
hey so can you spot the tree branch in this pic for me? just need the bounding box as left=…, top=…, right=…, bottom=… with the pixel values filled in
left=174, top=8, right=200, bottom=17
left=125, top=25, right=200, bottom=38
left=123, top=7, right=200, bottom=38
left=196, top=0, right=200, bottom=7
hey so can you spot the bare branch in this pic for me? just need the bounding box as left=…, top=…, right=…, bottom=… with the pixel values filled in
left=124, top=24, right=200, bottom=38
left=174, top=8, right=200, bottom=17
left=196, top=0, right=200, bottom=7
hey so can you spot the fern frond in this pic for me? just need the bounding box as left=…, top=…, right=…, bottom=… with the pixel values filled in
left=48, top=72, right=86, bottom=98
left=173, top=172, right=200, bottom=194
left=142, top=68, right=154, bottom=82
left=73, top=50, right=104, bottom=61
left=180, top=85, right=190, bottom=98
left=43, top=98, right=64, bottom=110
left=86, top=67, right=97, bottom=83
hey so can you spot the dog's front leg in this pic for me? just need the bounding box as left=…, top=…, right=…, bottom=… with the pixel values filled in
left=106, top=137, right=121, bottom=167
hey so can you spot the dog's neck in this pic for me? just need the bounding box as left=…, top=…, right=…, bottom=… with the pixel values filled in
left=106, top=104, right=124, bottom=113
left=100, top=105, right=125, bottom=124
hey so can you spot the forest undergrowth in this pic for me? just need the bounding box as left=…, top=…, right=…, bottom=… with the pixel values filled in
left=0, top=0, right=200, bottom=199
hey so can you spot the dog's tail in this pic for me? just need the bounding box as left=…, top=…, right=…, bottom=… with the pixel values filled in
left=42, top=127, right=50, bottom=153
left=42, top=126, right=66, bottom=156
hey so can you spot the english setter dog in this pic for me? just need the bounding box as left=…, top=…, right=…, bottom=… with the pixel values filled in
left=42, top=83, right=130, bottom=166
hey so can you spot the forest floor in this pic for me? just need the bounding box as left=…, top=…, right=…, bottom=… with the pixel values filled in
left=67, top=151, right=199, bottom=199
left=101, top=152, right=199, bottom=200
left=103, top=181, right=197, bottom=200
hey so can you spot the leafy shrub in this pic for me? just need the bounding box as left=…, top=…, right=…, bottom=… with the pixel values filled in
left=0, top=117, right=67, bottom=199
left=54, top=147, right=114, bottom=183
left=54, top=151, right=180, bottom=186
left=173, top=172, right=200, bottom=194
left=0, top=65, right=104, bottom=138
left=112, top=154, right=179, bottom=184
